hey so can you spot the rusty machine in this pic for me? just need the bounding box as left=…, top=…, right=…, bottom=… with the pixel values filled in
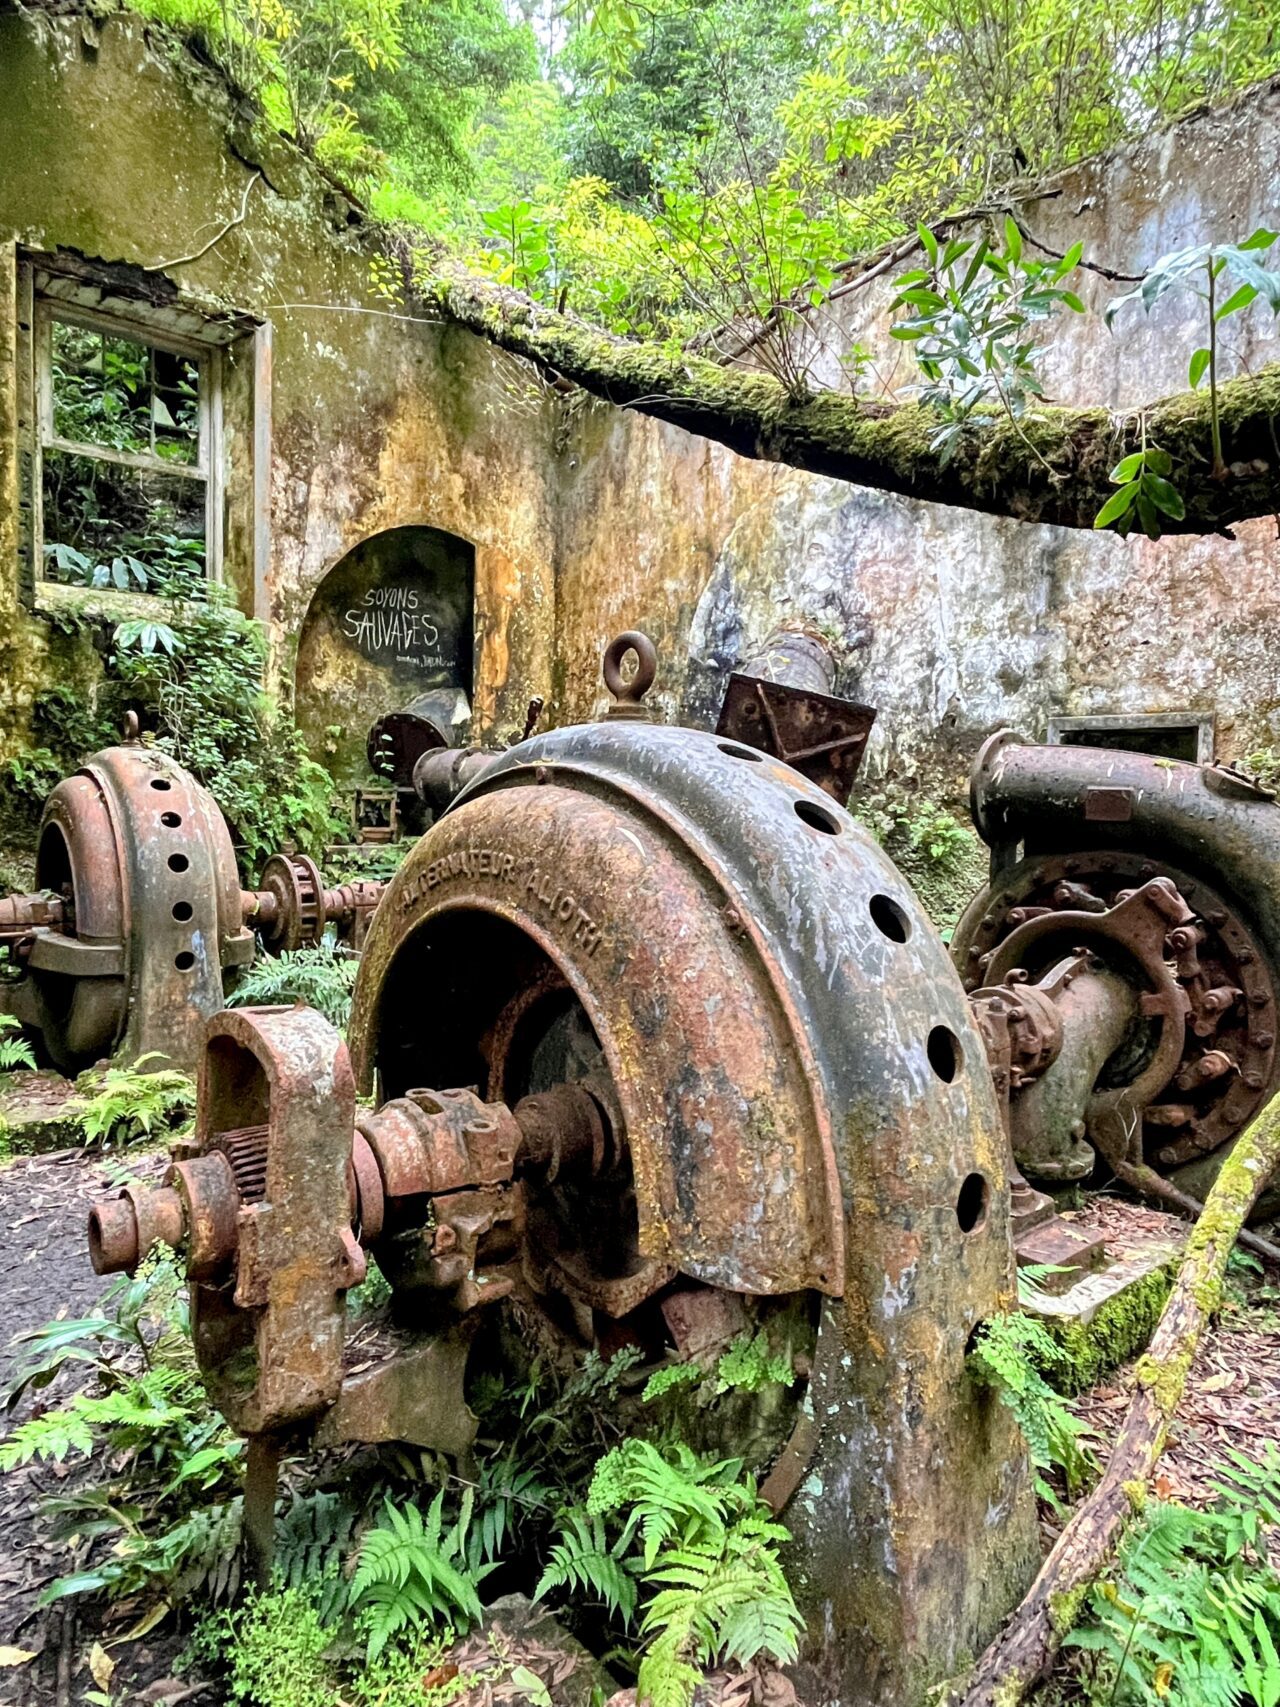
left=954, top=731, right=1280, bottom=1223
left=79, top=638, right=1280, bottom=1702
left=0, top=718, right=384, bottom=1074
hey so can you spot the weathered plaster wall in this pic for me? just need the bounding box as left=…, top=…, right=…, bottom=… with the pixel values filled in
left=554, top=86, right=1280, bottom=789
left=2, top=7, right=1279, bottom=808
left=0, top=3, right=557, bottom=759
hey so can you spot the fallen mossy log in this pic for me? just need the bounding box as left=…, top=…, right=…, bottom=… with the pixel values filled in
left=960, top=1093, right=1280, bottom=1707
left=421, top=270, right=1280, bottom=535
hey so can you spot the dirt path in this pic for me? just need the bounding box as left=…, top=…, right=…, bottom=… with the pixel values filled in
left=0, top=1147, right=177, bottom=1706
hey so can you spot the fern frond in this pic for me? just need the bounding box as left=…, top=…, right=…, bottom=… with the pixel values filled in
left=637, top=1636, right=702, bottom=1707
left=350, top=1492, right=484, bottom=1658
left=642, top=1363, right=704, bottom=1403
left=535, top=1508, right=637, bottom=1624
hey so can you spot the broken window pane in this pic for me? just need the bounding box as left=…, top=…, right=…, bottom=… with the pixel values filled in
left=41, top=313, right=209, bottom=591
left=41, top=449, right=206, bottom=596
left=49, top=319, right=201, bottom=466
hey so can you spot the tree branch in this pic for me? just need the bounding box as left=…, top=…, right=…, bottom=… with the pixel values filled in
left=421, top=269, right=1280, bottom=534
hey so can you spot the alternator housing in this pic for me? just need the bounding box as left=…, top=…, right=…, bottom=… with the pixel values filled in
left=351, top=719, right=1038, bottom=1705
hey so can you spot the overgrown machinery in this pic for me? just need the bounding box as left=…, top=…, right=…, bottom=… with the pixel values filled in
left=2, top=629, right=1276, bottom=1701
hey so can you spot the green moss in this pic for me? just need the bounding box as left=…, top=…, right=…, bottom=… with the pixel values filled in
left=1033, top=1258, right=1177, bottom=1397
left=1048, top=1580, right=1090, bottom=1638
left=1134, top=1346, right=1195, bottom=1418
left=1122, top=1478, right=1146, bottom=1513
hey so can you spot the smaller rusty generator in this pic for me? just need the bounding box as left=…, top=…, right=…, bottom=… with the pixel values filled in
left=0, top=718, right=383, bottom=1074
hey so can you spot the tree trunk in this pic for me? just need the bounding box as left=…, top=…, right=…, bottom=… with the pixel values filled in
left=421, top=270, right=1280, bottom=534
left=960, top=1093, right=1280, bottom=1707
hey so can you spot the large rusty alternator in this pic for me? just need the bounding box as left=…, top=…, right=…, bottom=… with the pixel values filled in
left=0, top=726, right=383, bottom=1072
left=90, top=641, right=1038, bottom=1707
left=953, top=732, right=1280, bottom=1210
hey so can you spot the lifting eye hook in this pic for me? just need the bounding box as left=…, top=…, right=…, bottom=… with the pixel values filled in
left=603, top=631, right=657, bottom=719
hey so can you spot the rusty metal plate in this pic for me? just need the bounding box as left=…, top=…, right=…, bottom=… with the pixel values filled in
left=1083, top=786, right=1134, bottom=822
left=716, top=673, right=875, bottom=802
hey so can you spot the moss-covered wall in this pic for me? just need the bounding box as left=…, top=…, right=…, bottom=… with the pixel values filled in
left=0, top=2, right=557, bottom=772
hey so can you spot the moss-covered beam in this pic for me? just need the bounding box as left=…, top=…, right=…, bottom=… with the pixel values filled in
left=422, top=270, right=1280, bottom=535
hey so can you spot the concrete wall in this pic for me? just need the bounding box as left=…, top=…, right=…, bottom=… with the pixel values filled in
left=2, top=4, right=1279, bottom=809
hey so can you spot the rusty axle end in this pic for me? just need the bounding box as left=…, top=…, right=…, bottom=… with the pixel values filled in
left=88, top=1197, right=141, bottom=1276
left=88, top=1184, right=186, bottom=1276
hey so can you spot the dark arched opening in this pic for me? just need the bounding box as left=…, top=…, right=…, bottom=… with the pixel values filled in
left=295, top=525, right=475, bottom=788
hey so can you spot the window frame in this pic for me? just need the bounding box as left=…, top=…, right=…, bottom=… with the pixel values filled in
left=33, top=297, right=224, bottom=588
left=1047, top=712, right=1215, bottom=765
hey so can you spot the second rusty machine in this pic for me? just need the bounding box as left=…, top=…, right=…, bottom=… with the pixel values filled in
left=85, top=635, right=1280, bottom=1704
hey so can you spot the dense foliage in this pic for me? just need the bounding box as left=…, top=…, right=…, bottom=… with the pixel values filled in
left=1067, top=1447, right=1280, bottom=1706
left=121, top=0, right=1280, bottom=355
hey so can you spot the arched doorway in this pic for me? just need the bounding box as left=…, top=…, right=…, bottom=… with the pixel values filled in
left=295, top=525, right=476, bottom=788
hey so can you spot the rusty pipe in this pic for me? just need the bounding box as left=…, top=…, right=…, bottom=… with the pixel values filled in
left=970, top=733, right=1280, bottom=964
left=740, top=628, right=838, bottom=696
left=0, top=891, right=66, bottom=946
left=411, top=746, right=494, bottom=815
left=1008, top=966, right=1138, bottom=1182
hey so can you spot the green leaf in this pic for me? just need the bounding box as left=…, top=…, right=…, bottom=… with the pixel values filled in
left=1109, top=453, right=1145, bottom=483
left=1189, top=346, right=1212, bottom=387
left=917, top=223, right=938, bottom=268
left=510, top=1666, right=552, bottom=1707
left=1004, top=215, right=1022, bottom=264
left=1094, top=483, right=1140, bottom=528
left=1216, top=283, right=1258, bottom=320
left=1144, top=445, right=1172, bottom=476
left=1144, top=475, right=1185, bottom=520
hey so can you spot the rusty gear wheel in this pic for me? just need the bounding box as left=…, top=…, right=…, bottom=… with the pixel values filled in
left=257, top=853, right=326, bottom=955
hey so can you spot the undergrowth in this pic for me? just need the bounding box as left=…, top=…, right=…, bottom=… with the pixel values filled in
left=70, top=1053, right=195, bottom=1147
left=966, top=1308, right=1098, bottom=1505
left=0, top=1014, right=37, bottom=1073
left=1067, top=1446, right=1280, bottom=1707
left=3, top=590, right=339, bottom=883
left=0, top=1249, right=246, bottom=1613
left=228, top=942, right=360, bottom=1031
left=854, top=783, right=986, bottom=932
left=538, top=1438, right=803, bottom=1707
left=1, top=1249, right=804, bottom=1707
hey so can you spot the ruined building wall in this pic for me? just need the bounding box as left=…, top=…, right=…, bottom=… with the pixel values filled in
left=553, top=84, right=1280, bottom=790
left=2, top=5, right=1279, bottom=809
left=0, top=3, right=558, bottom=777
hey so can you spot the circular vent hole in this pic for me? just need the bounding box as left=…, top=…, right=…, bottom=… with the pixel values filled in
left=160, top=811, right=182, bottom=828
left=718, top=742, right=763, bottom=762
left=927, top=1024, right=963, bottom=1083
left=172, top=901, right=193, bottom=922
left=168, top=853, right=189, bottom=874
left=150, top=777, right=172, bottom=792
left=795, top=799, right=841, bottom=835
left=174, top=950, right=196, bottom=972
left=956, top=1172, right=989, bottom=1233
left=869, top=894, right=910, bottom=943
